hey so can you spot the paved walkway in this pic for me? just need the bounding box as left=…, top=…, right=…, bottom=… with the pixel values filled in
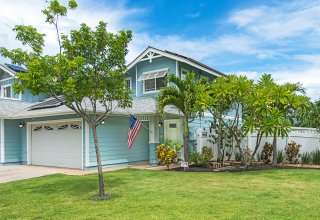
left=0, top=164, right=174, bottom=183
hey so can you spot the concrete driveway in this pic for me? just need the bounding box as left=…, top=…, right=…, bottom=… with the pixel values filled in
left=0, top=165, right=77, bottom=183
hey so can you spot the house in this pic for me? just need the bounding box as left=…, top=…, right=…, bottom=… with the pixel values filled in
left=0, top=47, right=224, bottom=170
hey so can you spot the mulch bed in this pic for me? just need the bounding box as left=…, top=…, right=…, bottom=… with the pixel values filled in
left=169, top=163, right=320, bottom=172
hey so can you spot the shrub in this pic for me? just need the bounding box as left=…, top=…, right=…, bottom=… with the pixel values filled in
left=284, top=141, right=301, bottom=164
left=301, top=152, right=312, bottom=165
left=156, top=144, right=177, bottom=170
left=260, top=142, right=273, bottom=164
left=235, top=151, right=242, bottom=162
left=311, top=149, right=320, bottom=165
left=277, top=150, right=284, bottom=164
left=190, top=146, right=213, bottom=167
left=163, top=139, right=183, bottom=152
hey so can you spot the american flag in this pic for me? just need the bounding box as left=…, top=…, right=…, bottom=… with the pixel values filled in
left=128, top=115, right=142, bottom=148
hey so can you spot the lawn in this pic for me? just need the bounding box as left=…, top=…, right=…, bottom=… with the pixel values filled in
left=0, top=169, right=319, bottom=219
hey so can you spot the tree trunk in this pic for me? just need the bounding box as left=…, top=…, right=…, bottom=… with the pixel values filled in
left=217, top=119, right=224, bottom=164
left=92, top=126, right=106, bottom=197
left=183, top=116, right=190, bottom=171
left=272, top=132, right=277, bottom=165
left=251, top=131, right=263, bottom=161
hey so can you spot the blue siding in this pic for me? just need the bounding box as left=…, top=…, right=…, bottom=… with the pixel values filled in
left=135, top=57, right=177, bottom=98
left=0, top=77, right=47, bottom=102
left=89, top=116, right=149, bottom=167
left=0, top=70, right=12, bottom=80
left=21, top=90, right=48, bottom=102
left=4, top=120, right=22, bottom=163
left=126, top=68, right=136, bottom=97
left=179, top=62, right=216, bottom=81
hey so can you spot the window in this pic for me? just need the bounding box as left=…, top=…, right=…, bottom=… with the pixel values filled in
left=0, top=84, right=20, bottom=99
left=181, top=68, right=188, bottom=80
left=138, top=68, right=168, bottom=93
left=3, top=86, right=12, bottom=98
left=125, top=77, right=132, bottom=90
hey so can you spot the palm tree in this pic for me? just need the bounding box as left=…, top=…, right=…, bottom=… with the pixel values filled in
left=157, top=72, right=202, bottom=168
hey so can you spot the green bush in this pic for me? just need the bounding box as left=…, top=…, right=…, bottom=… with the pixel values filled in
left=277, top=150, right=284, bottom=164
left=260, top=142, right=273, bottom=164
left=190, top=146, right=213, bottom=167
left=311, top=149, right=320, bottom=165
left=163, top=139, right=183, bottom=152
left=284, top=141, right=301, bottom=164
left=301, top=152, right=312, bottom=165
left=235, top=151, right=242, bottom=162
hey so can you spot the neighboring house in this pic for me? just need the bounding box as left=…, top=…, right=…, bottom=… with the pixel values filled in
left=0, top=46, right=224, bottom=170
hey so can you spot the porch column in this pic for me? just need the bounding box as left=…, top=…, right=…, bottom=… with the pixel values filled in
left=149, top=115, right=159, bottom=166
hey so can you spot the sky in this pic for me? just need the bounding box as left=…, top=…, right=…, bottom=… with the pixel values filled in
left=0, top=0, right=320, bottom=99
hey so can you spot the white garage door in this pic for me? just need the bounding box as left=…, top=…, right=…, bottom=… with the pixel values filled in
left=31, top=121, right=82, bottom=169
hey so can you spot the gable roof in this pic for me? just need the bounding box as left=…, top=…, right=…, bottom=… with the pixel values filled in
left=0, top=64, right=16, bottom=77
left=127, top=46, right=226, bottom=77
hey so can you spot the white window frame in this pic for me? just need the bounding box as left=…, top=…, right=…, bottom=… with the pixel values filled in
left=181, top=68, right=188, bottom=80
left=125, top=77, right=132, bottom=91
left=140, top=68, right=168, bottom=94
left=0, top=84, right=21, bottom=100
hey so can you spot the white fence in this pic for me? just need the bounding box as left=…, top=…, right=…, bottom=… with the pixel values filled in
left=195, top=127, right=320, bottom=160
left=247, top=127, right=320, bottom=153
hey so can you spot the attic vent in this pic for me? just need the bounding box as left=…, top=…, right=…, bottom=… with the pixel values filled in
left=137, top=115, right=149, bottom=121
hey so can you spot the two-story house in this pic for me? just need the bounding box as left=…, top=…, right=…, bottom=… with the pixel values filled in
left=0, top=46, right=224, bottom=170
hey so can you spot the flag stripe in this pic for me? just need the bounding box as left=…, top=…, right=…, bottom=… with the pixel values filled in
left=128, top=115, right=142, bottom=148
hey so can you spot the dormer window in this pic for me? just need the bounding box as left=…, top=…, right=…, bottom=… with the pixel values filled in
left=138, top=68, right=168, bottom=93
left=0, top=84, right=20, bottom=100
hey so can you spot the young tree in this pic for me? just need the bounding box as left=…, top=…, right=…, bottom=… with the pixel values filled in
left=196, top=75, right=253, bottom=163
left=295, top=99, right=319, bottom=130
left=157, top=72, right=203, bottom=169
left=0, top=0, right=132, bottom=199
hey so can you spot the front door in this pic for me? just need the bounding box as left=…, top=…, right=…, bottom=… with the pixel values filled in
left=164, top=119, right=181, bottom=142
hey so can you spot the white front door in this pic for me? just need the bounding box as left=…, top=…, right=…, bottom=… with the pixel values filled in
left=164, top=119, right=182, bottom=142
left=31, top=121, right=82, bottom=169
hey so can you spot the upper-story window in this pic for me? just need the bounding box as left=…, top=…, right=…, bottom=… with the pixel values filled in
left=125, top=77, right=132, bottom=90
left=138, top=68, right=168, bottom=93
left=0, top=84, right=20, bottom=100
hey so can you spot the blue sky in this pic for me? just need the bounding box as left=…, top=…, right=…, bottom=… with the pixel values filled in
left=0, top=0, right=320, bottom=99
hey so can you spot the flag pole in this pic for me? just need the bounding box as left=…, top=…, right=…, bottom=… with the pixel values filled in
left=130, top=114, right=152, bottom=133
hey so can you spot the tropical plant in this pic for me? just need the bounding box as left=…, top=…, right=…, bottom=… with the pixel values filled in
left=277, top=150, right=284, bottom=164
left=196, top=75, right=253, bottom=163
left=189, top=146, right=213, bottom=167
left=156, top=144, right=178, bottom=170
left=0, top=0, right=132, bottom=199
left=260, top=142, right=273, bottom=164
left=242, top=74, right=305, bottom=162
left=311, top=149, right=320, bottom=165
left=301, top=152, right=312, bottom=164
left=295, top=99, right=320, bottom=131
left=284, top=141, right=301, bottom=164
left=157, top=72, right=204, bottom=168
left=163, top=139, right=183, bottom=152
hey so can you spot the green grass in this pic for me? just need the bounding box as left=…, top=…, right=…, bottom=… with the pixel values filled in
left=1, top=169, right=320, bottom=219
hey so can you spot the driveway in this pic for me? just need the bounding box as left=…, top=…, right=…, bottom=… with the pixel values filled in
left=0, top=165, right=76, bottom=183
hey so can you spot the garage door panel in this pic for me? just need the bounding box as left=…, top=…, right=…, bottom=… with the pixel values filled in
left=31, top=121, right=82, bottom=169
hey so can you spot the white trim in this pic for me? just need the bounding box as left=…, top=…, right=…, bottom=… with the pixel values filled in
left=26, top=118, right=83, bottom=169
left=135, top=66, right=138, bottom=97
left=140, top=55, right=162, bottom=62
left=176, top=60, right=179, bottom=77
left=85, top=121, right=90, bottom=167
left=127, top=47, right=223, bottom=77
left=1, top=119, right=5, bottom=163
left=125, top=77, right=132, bottom=90
left=26, top=123, right=31, bottom=164
left=0, top=77, right=15, bottom=82
left=0, top=65, right=16, bottom=77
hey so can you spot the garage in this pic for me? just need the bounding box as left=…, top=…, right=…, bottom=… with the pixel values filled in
left=31, top=120, right=82, bottom=169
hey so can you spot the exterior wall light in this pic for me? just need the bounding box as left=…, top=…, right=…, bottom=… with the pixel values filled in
left=19, top=122, right=25, bottom=128
left=158, top=120, right=163, bottom=127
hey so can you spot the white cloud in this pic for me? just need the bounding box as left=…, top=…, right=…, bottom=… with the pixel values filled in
left=228, top=1, right=320, bottom=42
